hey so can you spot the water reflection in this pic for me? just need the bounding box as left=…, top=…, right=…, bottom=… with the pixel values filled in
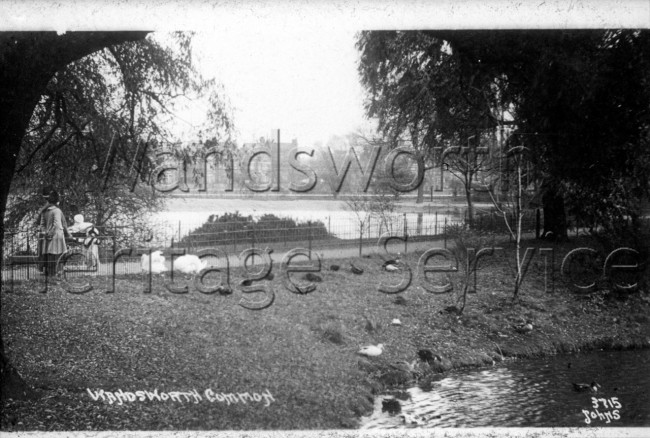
left=361, top=350, right=650, bottom=428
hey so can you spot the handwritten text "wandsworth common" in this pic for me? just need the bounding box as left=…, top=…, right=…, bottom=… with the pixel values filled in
left=86, top=388, right=276, bottom=407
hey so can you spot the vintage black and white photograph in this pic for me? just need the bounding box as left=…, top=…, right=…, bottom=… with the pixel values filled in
left=1, top=1, right=649, bottom=436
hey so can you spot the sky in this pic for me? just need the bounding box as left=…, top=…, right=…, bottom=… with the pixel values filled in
left=3, top=0, right=646, bottom=149
left=91, top=0, right=646, bottom=149
left=186, top=27, right=373, bottom=147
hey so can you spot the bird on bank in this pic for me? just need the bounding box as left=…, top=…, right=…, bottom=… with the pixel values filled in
left=329, top=264, right=340, bottom=271
left=513, top=321, right=534, bottom=334
left=304, top=272, right=322, bottom=282
left=141, top=250, right=167, bottom=273
left=384, top=263, right=400, bottom=272
left=573, top=382, right=601, bottom=393
left=417, top=349, right=442, bottom=364
left=358, top=343, right=384, bottom=357
left=173, top=254, right=207, bottom=274
left=381, top=254, right=402, bottom=272
left=350, top=262, right=364, bottom=275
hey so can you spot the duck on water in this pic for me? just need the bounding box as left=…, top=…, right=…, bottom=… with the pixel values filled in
left=573, top=381, right=601, bottom=393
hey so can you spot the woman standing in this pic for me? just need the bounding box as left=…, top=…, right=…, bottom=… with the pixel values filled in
left=35, top=186, right=53, bottom=273
left=40, top=189, right=70, bottom=277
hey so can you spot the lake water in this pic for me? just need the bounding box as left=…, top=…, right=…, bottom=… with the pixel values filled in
left=361, top=349, right=650, bottom=428
left=152, top=198, right=466, bottom=240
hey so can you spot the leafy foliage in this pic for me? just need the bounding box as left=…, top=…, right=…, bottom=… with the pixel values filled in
left=357, top=31, right=500, bottom=206
left=7, top=33, right=233, bottom=232
left=179, top=212, right=333, bottom=248
left=357, top=30, right=650, bottom=237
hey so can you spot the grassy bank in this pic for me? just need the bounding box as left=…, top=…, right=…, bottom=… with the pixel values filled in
left=1, top=236, right=649, bottom=431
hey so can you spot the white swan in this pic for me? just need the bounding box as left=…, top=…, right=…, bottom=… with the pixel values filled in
left=173, top=254, right=207, bottom=274
left=141, top=250, right=167, bottom=273
left=384, top=263, right=400, bottom=272
left=358, top=343, right=384, bottom=357
left=382, top=254, right=402, bottom=271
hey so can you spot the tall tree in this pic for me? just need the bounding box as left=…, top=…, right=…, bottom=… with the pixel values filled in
left=0, top=31, right=232, bottom=399
left=1, top=32, right=149, bottom=399
left=6, top=32, right=232, bottom=233
left=357, top=30, right=650, bottom=239
left=357, top=31, right=499, bottom=213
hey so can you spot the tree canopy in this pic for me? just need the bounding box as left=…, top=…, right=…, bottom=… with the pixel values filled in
left=357, top=30, right=650, bottom=237
left=5, top=32, right=233, bottom=232
left=0, top=31, right=234, bottom=400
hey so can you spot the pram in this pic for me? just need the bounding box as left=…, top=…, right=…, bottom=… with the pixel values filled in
left=65, top=220, right=102, bottom=270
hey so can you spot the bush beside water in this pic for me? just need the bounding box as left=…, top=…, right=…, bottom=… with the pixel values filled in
left=179, top=212, right=336, bottom=249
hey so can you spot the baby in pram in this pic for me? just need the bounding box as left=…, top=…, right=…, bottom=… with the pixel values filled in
left=67, top=214, right=101, bottom=269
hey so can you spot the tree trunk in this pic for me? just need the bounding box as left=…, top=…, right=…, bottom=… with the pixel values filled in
left=0, top=92, right=44, bottom=401
left=465, top=185, right=474, bottom=228
left=542, top=187, right=568, bottom=240
left=416, top=181, right=424, bottom=204
left=0, top=31, right=148, bottom=400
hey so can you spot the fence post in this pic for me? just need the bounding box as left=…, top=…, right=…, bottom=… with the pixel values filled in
left=535, top=208, right=541, bottom=239
left=308, top=220, right=312, bottom=258
left=148, top=247, right=152, bottom=294
left=359, top=222, right=363, bottom=257
left=435, top=211, right=438, bottom=235
left=170, top=237, right=175, bottom=283
left=25, top=238, right=30, bottom=280
left=444, top=217, right=447, bottom=249
left=178, top=220, right=181, bottom=242
left=403, top=213, right=408, bottom=254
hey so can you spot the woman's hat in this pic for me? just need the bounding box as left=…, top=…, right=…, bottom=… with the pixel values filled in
left=44, top=189, right=59, bottom=203
left=74, top=214, right=84, bottom=224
